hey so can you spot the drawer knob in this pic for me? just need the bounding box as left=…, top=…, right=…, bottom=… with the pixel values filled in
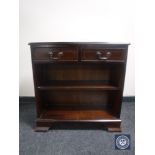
left=48, top=51, right=63, bottom=60
left=96, top=51, right=111, bottom=60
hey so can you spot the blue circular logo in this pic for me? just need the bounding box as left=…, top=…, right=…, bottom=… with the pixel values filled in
left=116, top=135, right=130, bottom=150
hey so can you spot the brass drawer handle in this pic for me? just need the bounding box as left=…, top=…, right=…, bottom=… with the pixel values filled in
left=48, top=51, right=63, bottom=60
left=96, top=51, right=111, bottom=60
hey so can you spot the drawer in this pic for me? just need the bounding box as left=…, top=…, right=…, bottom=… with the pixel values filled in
left=32, top=47, right=78, bottom=61
left=81, top=48, right=126, bottom=62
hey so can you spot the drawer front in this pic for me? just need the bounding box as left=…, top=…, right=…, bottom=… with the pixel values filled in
left=32, top=47, right=78, bottom=61
left=81, top=48, right=126, bottom=61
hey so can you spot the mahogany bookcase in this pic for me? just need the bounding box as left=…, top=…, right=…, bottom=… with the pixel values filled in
left=29, top=42, right=129, bottom=132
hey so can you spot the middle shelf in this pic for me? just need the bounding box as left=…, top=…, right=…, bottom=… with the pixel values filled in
left=37, top=80, right=119, bottom=91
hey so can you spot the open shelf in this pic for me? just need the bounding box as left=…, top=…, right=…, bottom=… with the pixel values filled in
left=37, top=81, right=119, bottom=91
left=39, top=109, right=118, bottom=121
left=34, top=63, right=123, bottom=91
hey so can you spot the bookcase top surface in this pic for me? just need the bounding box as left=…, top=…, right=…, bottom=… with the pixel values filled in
left=28, top=42, right=130, bottom=46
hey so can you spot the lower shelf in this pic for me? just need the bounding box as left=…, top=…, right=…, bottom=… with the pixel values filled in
left=39, top=109, right=119, bottom=122
left=36, top=109, right=122, bottom=132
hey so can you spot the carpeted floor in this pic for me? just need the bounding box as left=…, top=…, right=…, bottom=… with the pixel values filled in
left=19, top=102, right=135, bottom=155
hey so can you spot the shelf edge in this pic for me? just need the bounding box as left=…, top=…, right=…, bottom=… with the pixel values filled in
left=36, top=118, right=121, bottom=123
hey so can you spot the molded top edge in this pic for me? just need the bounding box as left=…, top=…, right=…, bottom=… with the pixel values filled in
left=28, top=42, right=130, bottom=46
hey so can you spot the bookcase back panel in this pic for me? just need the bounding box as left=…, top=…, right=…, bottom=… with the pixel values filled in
left=34, top=63, right=124, bottom=87
left=40, top=90, right=111, bottom=109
